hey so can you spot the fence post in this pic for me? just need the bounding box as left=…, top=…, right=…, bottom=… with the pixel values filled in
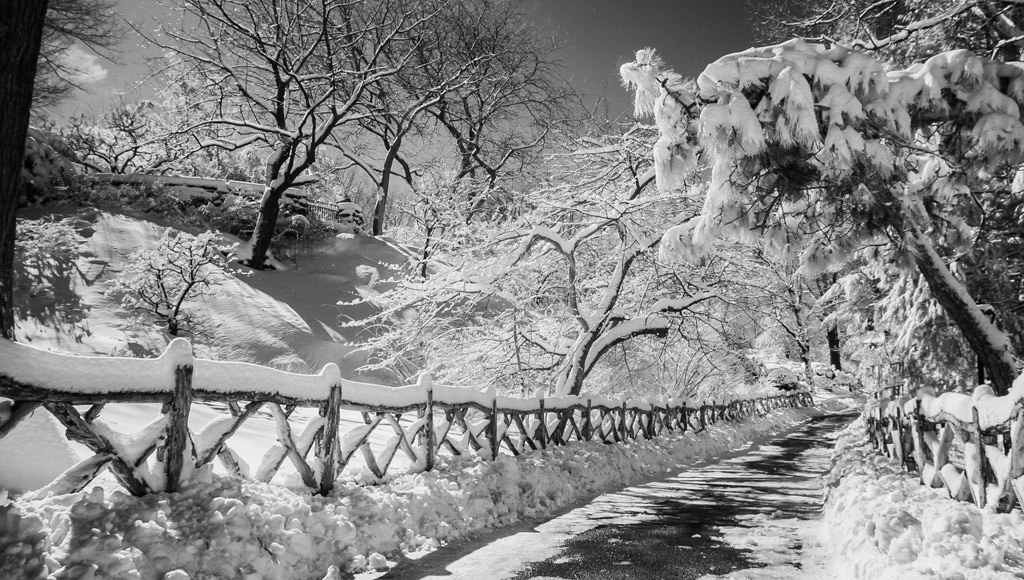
left=422, top=373, right=436, bottom=471
left=164, top=362, right=194, bottom=493
left=909, top=400, right=926, bottom=469
left=489, top=389, right=500, bottom=460
left=971, top=406, right=988, bottom=508
left=893, top=403, right=907, bottom=469
left=584, top=399, right=593, bottom=441
left=620, top=402, right=628, bottom=441
left=537, top=397, right=548, bottom=449
left=317, top=383, right=342, bottom=495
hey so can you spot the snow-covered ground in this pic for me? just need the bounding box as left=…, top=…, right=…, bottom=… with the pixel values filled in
left=0, top=408, right=811, bottom=580
left=821, top=418, right=1024, bottom=580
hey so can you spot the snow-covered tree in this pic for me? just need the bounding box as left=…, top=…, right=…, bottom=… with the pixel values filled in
left=347, top=125, right=720, bottom=396
left=622, top=42, right=1023, bottom=393
left=58, top=99, right=186, bottom=175
left=758, top=2, right=1024, bottom=385
left=756, top=0, right=1024, bottom=64
left=154, top=0, right=452, bottom=269
left=111, top=230, right=229, bottom=337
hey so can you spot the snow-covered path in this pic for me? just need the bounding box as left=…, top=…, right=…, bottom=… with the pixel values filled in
left=371, top=413, right=854, bottom=580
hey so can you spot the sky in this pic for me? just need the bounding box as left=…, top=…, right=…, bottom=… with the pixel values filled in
left=58, top=0, right=763, bottom=120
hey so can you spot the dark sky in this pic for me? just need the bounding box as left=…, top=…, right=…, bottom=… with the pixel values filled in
left=61, top=0, right=762, bottom=120
left=529, top=0, right=760, bottom=115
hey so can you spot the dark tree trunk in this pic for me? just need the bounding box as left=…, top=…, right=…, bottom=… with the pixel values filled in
left=0, top=0, right=49, bottom=339
left=248, top=142, right=292, bottom=270
left=372, top=137, right=403, bottom=237
left=827, top=325, right=842, bottom=371
left=907, top=229, right=1018, bottom=395
left=249, top=188, right=282, bottom=269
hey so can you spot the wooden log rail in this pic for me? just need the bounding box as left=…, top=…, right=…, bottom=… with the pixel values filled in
left=0, top=338, right=812, bottom=497
left=865, top=388, right=1024, bottom=513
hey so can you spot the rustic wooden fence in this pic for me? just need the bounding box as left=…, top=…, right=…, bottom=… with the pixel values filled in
left=305, top=200, right=341, bottom=223
left=866, top=386, right=1024, bottom=512
left=0, top=338, right=811, bottom=497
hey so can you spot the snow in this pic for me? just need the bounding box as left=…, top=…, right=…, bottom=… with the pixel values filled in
left=2, top=409, right=809, bottom=579
left=822, top=418, right=1024, bottom=579
left=0, top=338, right=183, bottom=395
left=900, top=371, right=1024, bottom=429
left=0, top=410, right=82, bottom=492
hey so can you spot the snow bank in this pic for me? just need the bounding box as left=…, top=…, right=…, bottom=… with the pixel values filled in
left=822, top=418, right=1024, bottom=579
left=3, top=409, right=808, bottom=580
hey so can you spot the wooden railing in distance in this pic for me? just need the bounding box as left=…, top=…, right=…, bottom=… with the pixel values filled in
left=866, top=387, right=1024, bottom=513
left=0, top=338, right=812, bottom=497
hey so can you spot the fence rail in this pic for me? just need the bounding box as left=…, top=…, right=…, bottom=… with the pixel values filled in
left=866, top=386, right=1024, bottom=512
left=0, top=338, right=811, bottom=497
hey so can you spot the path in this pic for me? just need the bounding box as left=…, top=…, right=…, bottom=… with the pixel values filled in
left=369, top=413, right=854, bottom=580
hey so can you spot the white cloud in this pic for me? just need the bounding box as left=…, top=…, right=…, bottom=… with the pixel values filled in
left=58, top=44, right=109, bottom=85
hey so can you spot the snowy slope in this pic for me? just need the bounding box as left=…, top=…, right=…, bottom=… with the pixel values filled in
left=14, top=209, right=405, bottom=375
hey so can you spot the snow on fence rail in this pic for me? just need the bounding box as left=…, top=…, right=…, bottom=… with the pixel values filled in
left=0, top=338, right=811, bottom=497
left=865, top=380, right=1024, bottom=512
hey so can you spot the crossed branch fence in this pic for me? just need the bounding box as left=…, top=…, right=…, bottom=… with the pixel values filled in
left=0, top=338, right=811, bottom=497
left=866, top=388, right=1024, bottom=512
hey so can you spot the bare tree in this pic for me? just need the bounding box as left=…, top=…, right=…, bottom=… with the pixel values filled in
left=1, top=1, right=49, bottom=340
left=35, top=0, right=121, bottom=108
left=418, top=0, right=576, bottom=214
left=331, top=0, right=577, bottom=236
left=156, top=0, right=445, bottom=269
left=57, top=99, right=189, bottom=174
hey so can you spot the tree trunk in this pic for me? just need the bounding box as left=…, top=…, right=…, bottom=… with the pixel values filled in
left=372, top=137, right=403, bottom=237
left=248, top=186, right=282, bottom=270
left=827, top=325, right=842, bottom=371
left=0, top=0, right=48, bottom=339
left=557, top=332, right=595, bottom=397
left=907, top=228, right=1018, bottom=394
left=248, top=142, right=292, bottom=270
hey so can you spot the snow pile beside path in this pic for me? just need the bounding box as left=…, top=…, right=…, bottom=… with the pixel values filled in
left=4, top=410, right=807, bottom=580
left=823, top=419, right=1024, bottom=580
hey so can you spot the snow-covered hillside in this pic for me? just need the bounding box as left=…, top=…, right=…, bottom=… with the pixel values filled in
left=14, top=209, right=405, bottom=376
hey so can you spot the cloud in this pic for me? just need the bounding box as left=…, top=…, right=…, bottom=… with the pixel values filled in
left=59, top=44, right=109, bottom=85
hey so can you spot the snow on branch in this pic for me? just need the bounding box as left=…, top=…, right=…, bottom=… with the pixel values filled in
left=583, top=315, right=673, bottom=373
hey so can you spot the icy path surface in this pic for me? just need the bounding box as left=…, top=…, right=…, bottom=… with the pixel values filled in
left=371, top=413, right=854, bottom=580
